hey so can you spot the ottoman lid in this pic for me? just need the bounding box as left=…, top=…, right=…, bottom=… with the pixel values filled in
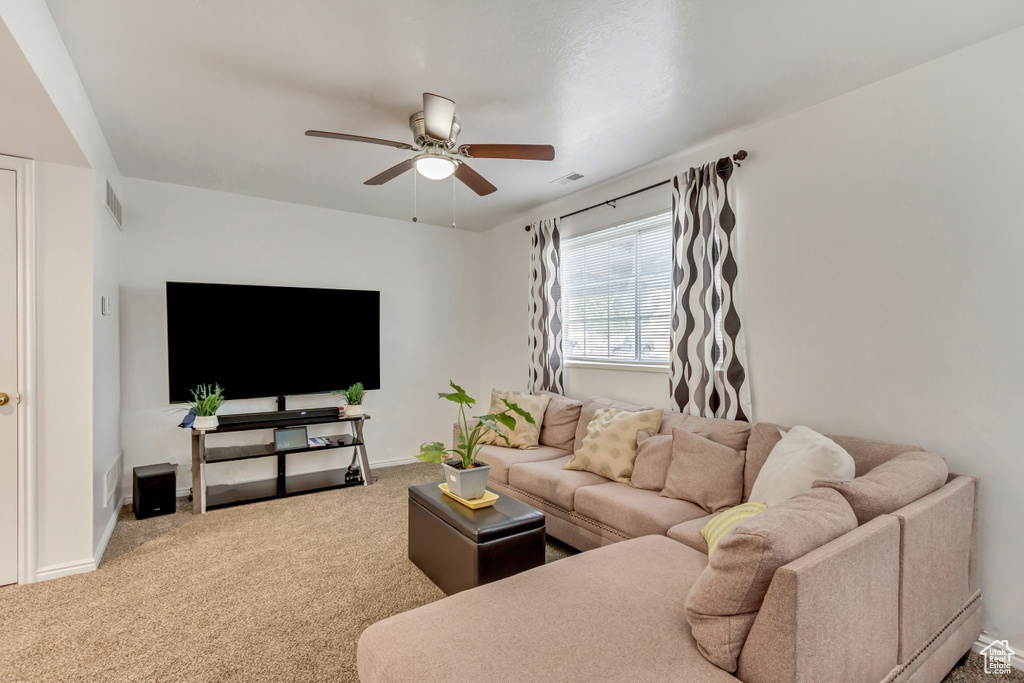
left=409, top=482, right=544, bottom=543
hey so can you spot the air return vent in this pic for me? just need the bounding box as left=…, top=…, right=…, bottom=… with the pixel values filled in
left=552, top=172, right=584, bottom=186
left=105, top=181, right=123, bottom=230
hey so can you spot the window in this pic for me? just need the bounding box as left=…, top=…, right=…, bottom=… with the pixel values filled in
left=561, top=212, right=673, bottom=365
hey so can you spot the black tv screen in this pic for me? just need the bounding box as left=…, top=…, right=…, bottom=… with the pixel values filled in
left=166, top=282, right=380, bottom=403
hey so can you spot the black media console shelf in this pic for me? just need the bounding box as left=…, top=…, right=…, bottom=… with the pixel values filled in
left=190, top=410, right=372, bottom=514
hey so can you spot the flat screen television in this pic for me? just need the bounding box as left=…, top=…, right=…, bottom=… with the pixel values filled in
left=166, top=282, right=380, bottom=403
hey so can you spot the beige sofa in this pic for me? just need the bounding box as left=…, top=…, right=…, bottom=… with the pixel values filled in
left=358, top=395, right=981, bottom=683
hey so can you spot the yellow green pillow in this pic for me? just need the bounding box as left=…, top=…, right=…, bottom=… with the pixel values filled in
left=701, top=501, right=768, bottom=556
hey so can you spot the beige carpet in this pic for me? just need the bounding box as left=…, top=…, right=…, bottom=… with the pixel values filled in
left=0, top=462, right=1014, bottom=682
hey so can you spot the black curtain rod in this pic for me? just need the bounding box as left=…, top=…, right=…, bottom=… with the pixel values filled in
left=525, top=150, right=748, bottom=231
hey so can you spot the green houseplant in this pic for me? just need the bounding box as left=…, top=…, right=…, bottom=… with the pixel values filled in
left=190, top=383, right=226, bottom=430
left=332, top=382, right=367, bottom=417
left=417, top=381, right=533, bottom=500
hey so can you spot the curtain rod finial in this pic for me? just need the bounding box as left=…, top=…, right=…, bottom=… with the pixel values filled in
left=525, top=224, right=532, bottom=232
left=733, top=150, right=748, bottom=162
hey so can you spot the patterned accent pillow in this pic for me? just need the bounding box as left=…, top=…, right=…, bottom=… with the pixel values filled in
left=479, top=389, right=550, bottom=449
left=563, top=407, right=664, bottom=482
left=701, top=501, right=768, bottom=556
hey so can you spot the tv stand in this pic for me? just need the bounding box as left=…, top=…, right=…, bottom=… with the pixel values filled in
left=190, top=410, right=372, bottom=514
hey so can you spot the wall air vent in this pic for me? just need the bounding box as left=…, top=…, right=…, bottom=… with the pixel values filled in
left=105, top=180, right=123, bottom=230
left=552, top=172, right=584, bottom=186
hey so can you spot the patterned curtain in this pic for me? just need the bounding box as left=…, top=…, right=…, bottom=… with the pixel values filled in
left=669, top=158, right=752, bottom=421
left=528, top=218, right=565, bottom=395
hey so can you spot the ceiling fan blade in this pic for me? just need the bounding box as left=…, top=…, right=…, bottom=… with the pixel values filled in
left=306, top=130, right=413, bottom=150
left=364, top=159, right=416, bottom=185
left=459, top=144, right=555, bottom=161
left=454, top=162, right=497, bottom=196
left=423, top=92, right=456, bottom=141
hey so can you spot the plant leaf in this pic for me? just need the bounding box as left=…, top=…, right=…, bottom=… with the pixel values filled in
left=489, top=412, right=517, bottom=432
left=502, top=399, right=535, bottom=424
left=416, top=442, right=449, bottom=463
left=476, top=418, right=510, bottom=447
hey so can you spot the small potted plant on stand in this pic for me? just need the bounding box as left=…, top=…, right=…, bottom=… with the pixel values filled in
left=190, top=383, right=226, bottom=430
left=333, top=382, right=366, bottom=417
left=416, top=381, right=533, bottom=501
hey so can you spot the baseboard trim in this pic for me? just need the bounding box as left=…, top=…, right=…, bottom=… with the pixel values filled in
left=973, top=633, right=1024, bottom=671
left=369, top=456, right=421, bottom=469
left=35, top=557, right=95, bottom=582
left=92, top=506, right=120, bottom=566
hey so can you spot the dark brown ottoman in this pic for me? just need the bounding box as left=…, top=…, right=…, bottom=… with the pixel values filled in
left=408, top=482, right=545, bottom=595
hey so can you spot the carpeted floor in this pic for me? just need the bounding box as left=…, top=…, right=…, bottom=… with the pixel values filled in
left=0, top=461, right=1015, bottom=682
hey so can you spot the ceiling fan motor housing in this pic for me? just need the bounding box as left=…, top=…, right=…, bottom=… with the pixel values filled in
left=409, top=111, right=461, bottom=149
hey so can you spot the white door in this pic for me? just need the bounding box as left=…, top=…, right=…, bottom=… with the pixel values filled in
left=0, top=169, right=18, bottom=586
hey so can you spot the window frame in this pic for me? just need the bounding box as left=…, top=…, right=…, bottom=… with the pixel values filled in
left=560, top=210, right=674, bottom=371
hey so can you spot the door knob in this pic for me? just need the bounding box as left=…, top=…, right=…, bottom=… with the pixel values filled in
left=0, top=393, right=8, bottom=406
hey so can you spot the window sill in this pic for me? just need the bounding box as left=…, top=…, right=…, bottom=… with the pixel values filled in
left=565, top=360, right=670, bottom=374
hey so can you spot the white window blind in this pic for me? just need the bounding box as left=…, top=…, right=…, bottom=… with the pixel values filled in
left=561, top=212, right=673, bottom=365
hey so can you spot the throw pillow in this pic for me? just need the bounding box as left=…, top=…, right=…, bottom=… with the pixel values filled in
left=701, top=501, right=768, bottom=556
left=537, top=391, right=583, bottom=451
left=659, top=413, right=753, bottom=452
left=685, top=488, right=858, bottom=672
left=661, top=428, right=745, bottom=513
left=748, top=426, right=855, bottom=506
left=479, top=389, right=550, bottom=449
left=573, top=397, right=653, bottom=453
left=629, top=431, right=673, bottom=491
left=563, top=407, right=664, bottom=482
left=813, top=450, right=948, bottom=525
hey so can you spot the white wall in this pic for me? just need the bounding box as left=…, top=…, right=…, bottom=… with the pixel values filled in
left=34, top=161, right=94, bottom=572
left=480, top=26, right=1024, bottom=642
left=91, top=176, right=121, bottom=559
left=1, top=0, right=124, bottom=571
left=118, top=178, right=481, bottom=494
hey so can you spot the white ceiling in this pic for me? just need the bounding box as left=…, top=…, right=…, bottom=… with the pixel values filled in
left=44, top=0, right=1024, bottom=231
left=0, top=17, right=88, bottom=168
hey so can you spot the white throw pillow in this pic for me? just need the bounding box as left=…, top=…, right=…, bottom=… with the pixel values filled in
left=748, top=426, right=855, bottom=506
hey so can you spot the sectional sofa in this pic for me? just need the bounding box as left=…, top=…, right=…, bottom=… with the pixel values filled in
left=358, top=393, right=981, bottom=683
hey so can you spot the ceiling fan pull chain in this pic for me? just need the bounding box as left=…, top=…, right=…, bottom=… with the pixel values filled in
left=412, top=171, right=418, bottom=223
left=452, top=175, right=457, bottom=229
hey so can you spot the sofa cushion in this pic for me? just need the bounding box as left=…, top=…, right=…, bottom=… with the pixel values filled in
left=685, top=488, right=858, bottom=672
left=748, top=426, right=855, bottom=507
left=358, top=535, right=737, bottom=683
left=573, top=396, right=653, bottom=453
left=476, top=444, right=569, bottom=485
left=480, top=389, right=550, bottom=449
left=508, top=455, right=609, bottom=510
left=813, top=450, right=948, bottom=525
left=744, top=422, right=923, bottom=502
left=538, top=391, right=583, bottom=451
left=564, top=407, right=663, bottom=483
left=661, top=428, right=745, bottom=513
left=660, top=412, right=752, bottom=452
left=629, top=431, right=673, bottom=491
left=667, top=513, right=717, bottom=554
left=574, top=482, right=707, bottom=538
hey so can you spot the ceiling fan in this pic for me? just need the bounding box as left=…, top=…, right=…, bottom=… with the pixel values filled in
left=306, top=92, right=555, bottom=197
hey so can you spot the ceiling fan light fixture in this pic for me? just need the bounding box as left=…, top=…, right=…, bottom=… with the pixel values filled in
left=414, top=154, right=457, bottom=180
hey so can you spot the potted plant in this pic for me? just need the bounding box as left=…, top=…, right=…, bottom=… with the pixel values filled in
left=417, top=381, right=534, bottom=500
left=333, top=382, right=367, bottom=417
left=190, top=383, right=225, bottom=430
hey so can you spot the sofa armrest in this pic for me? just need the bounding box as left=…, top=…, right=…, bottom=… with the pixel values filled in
left=736, top=515, right=901, bottom=683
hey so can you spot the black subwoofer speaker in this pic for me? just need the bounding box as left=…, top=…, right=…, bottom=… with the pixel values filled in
left=133, top=463, right=177, bottom=519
